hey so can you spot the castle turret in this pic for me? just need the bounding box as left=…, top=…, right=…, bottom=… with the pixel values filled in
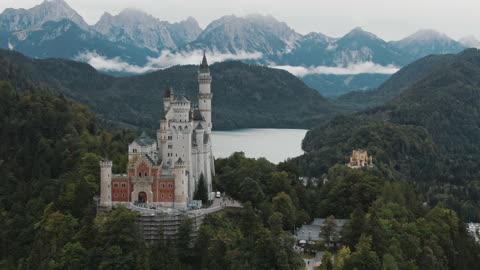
left=171, top=95, right=191, bottom=123
left=198, top=52, right=212, bottom=133
left=99, top=160, right=112, bottom=208
left=174, top=158, right=188, bottom=209
left=163, top=86, right=173, bottom=113
left=158, top=117, right=168, bottom=159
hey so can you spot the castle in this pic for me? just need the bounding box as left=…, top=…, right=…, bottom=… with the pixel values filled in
left=99, top=53, right=214, bottom=209
left=347, top=149, right=373, bottom=169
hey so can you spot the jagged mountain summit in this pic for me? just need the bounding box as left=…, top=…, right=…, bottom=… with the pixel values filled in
left=0, top=0, right=89, bottom=31
left=331, top=27, right=406, bottom=66
left=185, top=14, right=301, bottom=56
left=94, top=8, right=202, bottom=52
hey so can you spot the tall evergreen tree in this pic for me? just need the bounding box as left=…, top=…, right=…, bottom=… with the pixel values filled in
left=193, top=174, right=209, bottom=204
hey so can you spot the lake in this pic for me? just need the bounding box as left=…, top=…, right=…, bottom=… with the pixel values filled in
left=212, top=129, right=308, bottom=163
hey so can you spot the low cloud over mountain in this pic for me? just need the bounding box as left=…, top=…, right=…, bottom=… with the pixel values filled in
left=76, top=50, right=263, bottom=73
left=272, top=62, right=399, bottom=77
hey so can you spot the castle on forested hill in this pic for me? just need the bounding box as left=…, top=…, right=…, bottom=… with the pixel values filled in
left=347, top=149, right=373, bottom=169
left=99, top=53, right=214, bottom=209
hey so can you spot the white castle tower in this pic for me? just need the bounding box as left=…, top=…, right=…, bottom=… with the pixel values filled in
left=198, top=53, right=212, bottom=133
left=99, top=160, right=112, bottom=208
left=174, top=158, right=188, bottom=209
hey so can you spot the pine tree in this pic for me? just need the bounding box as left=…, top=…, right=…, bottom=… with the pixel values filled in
left=193, top=174, right=209, bottom=204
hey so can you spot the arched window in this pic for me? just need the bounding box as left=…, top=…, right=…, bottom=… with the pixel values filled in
left=144, top=172, right=147, bottom=176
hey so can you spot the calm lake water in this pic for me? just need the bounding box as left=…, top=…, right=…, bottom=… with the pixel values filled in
left=212, top=129, right=308, bottom=163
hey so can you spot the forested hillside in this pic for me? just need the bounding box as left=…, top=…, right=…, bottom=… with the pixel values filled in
left=0, top=80, right=133, bottom=268
left=335, top=52, right=461, bottom=110
left=295, top=49, right=480, bottom=221
left=0, top=81, right=306, bottom=269
left=214, top=154, right=480, bottom=270
left=0, top=49, right=337, bottom=130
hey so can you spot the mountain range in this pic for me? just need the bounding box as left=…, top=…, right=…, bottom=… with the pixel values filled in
left=0, top=0, right=478, bottom=96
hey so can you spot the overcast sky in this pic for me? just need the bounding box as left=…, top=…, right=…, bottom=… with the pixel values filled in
left=1, top=0, right=479, bottom=41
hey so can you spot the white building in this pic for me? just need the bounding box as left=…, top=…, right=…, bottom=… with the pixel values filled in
left=99, top=53, right=215, bottom=209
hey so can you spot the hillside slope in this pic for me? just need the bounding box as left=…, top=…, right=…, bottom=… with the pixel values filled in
left=335, top=52, right=461, bottom=109
left=299, top=49, right=480, bottom=183
left=0, top=49, right=337, bottom=130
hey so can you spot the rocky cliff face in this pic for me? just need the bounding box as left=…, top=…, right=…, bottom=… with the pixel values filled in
left=94, top=8, right=202, bottom=52
left=0, top=0, right=89, bottom=31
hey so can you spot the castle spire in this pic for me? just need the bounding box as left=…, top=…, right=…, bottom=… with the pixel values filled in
left=199, top=50, right=209, bottom=74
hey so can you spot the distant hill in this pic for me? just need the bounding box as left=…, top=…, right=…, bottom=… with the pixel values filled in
left=302, top=73, right=390, bottom=97
left=297, top=49, right=480, bottom=183
left=335, top=52, right=461, bottom=109
left=0, top=49, right=338, bottom=130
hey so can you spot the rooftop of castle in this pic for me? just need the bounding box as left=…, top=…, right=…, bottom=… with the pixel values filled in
left=174, top=95, right=190, bottom=103
left=134, top=131, right=155, bottom=146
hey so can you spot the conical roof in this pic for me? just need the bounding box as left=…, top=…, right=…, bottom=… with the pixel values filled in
left=192, top=108, right=205, bottom=121
left=199, top=51, right=210, bottom=74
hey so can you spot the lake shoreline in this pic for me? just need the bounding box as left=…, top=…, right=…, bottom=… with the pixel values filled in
left=212, top=128, right=308, bottom=164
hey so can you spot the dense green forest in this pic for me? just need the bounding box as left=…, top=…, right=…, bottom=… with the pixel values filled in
left=2, top=48, right=480, bottom=269
left=0, top=49, right=337, bottom=130
left=213, top=154, right=480, bottom=270
left=0, top=79, right=310, bottom=269
left=295, top=49, right=480, bottom=221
